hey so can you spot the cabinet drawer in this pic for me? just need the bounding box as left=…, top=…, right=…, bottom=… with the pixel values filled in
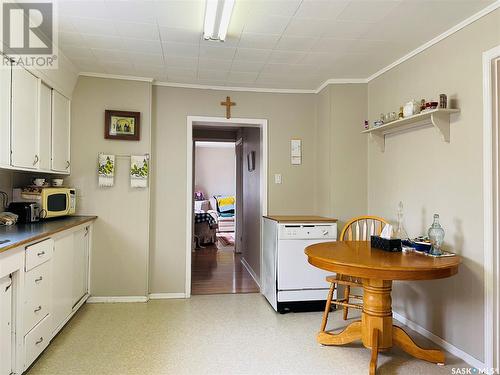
left=25, top=239, right=53, bottom=271
left=24, top=314, right=51, bottom=369
left=24, top=261, right=51, bottom=333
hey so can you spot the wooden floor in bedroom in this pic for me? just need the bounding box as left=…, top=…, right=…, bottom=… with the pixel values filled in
left=191, top=240, right=259, bottom=295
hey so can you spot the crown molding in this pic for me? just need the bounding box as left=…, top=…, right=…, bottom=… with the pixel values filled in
left=79, top=72, right=154, bottom=83
left=366, top=0, right=500, bottom=82
left=153, top=80, right=317, bottom=94
left=76, top=1, right=499, bottom=93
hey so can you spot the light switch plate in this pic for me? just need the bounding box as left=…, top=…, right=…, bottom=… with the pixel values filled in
left=274, top=174, right=282, bottom=184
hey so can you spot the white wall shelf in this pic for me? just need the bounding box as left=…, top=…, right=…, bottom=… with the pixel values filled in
left=362, top=108, right=460, bottom=152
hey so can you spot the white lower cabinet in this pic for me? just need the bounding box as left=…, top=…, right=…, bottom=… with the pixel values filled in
left=19, top=223, right=91, bottom=371
left=0, top=276, right=12, bottom=375
left=52, top=235, right=74, bottom=333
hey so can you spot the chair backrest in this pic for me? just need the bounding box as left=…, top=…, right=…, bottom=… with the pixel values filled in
left=340, top=216, right=389, bottom=241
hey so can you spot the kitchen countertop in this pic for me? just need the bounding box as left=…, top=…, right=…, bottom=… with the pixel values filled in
left=263, top=215, right=338, bottom=223
left=0, top=216, right=97, bottom=253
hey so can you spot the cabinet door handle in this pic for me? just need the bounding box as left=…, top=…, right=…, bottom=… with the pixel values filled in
left=66, top=160, right=70, bottom=169
left=34, top=305, right=42, bottom=312
left=35, top=337, right=44, bottom=345
left=33, top=154, right=39, bottom=166
left=37, top=251, right=45, bottom=257
left=35, top=276, right=43, bottom=283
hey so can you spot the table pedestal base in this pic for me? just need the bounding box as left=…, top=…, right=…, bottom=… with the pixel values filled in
left=317, top=279, right=445, bottom=375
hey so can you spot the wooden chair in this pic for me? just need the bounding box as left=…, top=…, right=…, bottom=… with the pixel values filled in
left=320, top=216, right=389, bottom=332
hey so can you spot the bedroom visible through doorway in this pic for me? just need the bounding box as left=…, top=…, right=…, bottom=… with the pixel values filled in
left=191, top=125, right=260, bottom=295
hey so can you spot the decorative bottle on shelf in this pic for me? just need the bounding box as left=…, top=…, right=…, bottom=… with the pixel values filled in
left=428, top=214, right=445, bottom=255
left=394, top=201, right=409, bottom=240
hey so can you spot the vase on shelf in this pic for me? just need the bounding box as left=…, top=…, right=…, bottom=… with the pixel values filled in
left=428, top=214, right=445, bottom=255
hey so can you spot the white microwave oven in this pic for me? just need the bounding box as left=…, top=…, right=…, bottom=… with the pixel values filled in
left=13, top=187, right=76, bottom=219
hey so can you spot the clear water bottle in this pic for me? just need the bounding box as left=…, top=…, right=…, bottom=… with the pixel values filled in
left=394, top=201, right=409, bottom=240
left=428, top=214, right=445, bottom=255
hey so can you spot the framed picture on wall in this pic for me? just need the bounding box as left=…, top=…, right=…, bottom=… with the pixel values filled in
left=105, top=110, right=141, bottom=140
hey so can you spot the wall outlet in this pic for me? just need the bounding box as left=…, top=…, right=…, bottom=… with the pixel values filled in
left=274, top=174, right=282, bottom=184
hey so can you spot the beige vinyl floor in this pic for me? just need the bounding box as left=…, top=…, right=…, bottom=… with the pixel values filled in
left=27, top=293, right=471, bottom=375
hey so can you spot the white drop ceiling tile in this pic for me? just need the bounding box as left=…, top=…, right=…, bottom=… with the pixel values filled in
left=121, top=38, right=163, bottom=55
left=283, top=18, right=330, bottom=37
left=70, top=58, right=102, bottom=72
left=103, top=61, right=136, bottom=75
left=260, top=63, right=292, bottom=75
left=159, top=27, right=202, bottom=44
left=337, top=1, right=401, bottom=23
left=310, top=37, right=352, bottom=53
left=300, top=52, right=339, bottom=66
left=250, top=0, right=302, bottom=17
left=128, top=52, right=164, bottom=66
left=71, top=17, right=119, bottom=37
left=58, top=31, right=87, bottom=48
left=166, top=67, right=198, bottom=80
left=227, top=0, right=254, bottom=36
left=163, top=42, right=200, bottom=58
left=59, top=1, right=110, bottom=19
left=268, top=50, right=307, bottom=64
left=117, top=22, right=160, bottom=41
left=230, top=60, right=265, bottom=73
left=90, top=48, right=123, bottom=63
left=198, top=70, right=229, bottom=81
left=243, top=15, right=291, bottom=35
left=198, top=58, right=233, bottom=71
left=104, top=1, right=158, bottom=24
left=294, top=0, right=350, bottom=19
left=233, top=48, right=271, bottom=63
left=227, top=71, right=259, bottom=84
left=82, top=34, right=125, bottom=50
left=275, top=36, right=317, bottom=52
left=238, top=33, right=280, bottom=49
left=322, top=21, right=373, bottom=39
left=155, top=1, right=204, bottom=29
left=199, top=45, right=236, bottom=60
left=60, top=46, right=95, bottom=60
left=165, top=56, right=199, bottom=69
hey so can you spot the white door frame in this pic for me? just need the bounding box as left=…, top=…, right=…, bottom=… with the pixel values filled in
left=186, top=116, right=268, bottom=297
left=483, top=44, right=500, bottom=369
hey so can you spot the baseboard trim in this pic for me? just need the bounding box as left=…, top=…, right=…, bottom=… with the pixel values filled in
left=393, top=311, right=484, bottom=369
left=86, top=296, right=148, bottom=303
left=148, top=293, right=186, bottom=299
left=240, top=257, right=260, bottom=288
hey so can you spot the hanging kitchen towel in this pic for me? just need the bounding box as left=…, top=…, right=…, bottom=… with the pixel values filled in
left=98, top=154, right=115, bottom=187
left=130, top=155, right=149, bottom=188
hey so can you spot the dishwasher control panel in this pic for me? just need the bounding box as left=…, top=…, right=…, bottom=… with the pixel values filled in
left=279, top=223, right=337, bottom=240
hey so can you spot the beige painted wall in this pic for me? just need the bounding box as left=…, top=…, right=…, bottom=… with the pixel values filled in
left=67, top=76, right=152, bottom=297
left=367, top=9, right=500, bottom=362
left=315, top=84, right=368, bottom=230
left=194, top=144, right=235, bottom=200
left=241, top=127, right=261, bottom=279
left=150, top=86, right=317, bottom=293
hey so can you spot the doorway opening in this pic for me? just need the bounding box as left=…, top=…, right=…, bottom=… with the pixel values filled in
left=483, top=46, right=500, bottom=369
left=186, top=117, right=268, bottom=296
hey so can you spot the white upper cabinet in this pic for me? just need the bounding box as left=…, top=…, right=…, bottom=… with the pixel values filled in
left=38, top=83, right=52, bottom=171
left=11, top=69, right=39, bottom=169
left=0, top=59, right=11, bottom=167
left=51, top=90, right=70, bottom=173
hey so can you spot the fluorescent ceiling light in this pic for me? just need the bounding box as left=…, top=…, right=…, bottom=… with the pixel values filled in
left=203, top=0, right=235, bottom=42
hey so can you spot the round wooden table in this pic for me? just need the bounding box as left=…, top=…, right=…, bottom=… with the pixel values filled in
left=305, top=241, right=461, bottom=375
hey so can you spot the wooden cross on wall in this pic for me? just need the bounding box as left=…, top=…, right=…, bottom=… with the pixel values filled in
left=221, top=96, right=236, bottom=119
